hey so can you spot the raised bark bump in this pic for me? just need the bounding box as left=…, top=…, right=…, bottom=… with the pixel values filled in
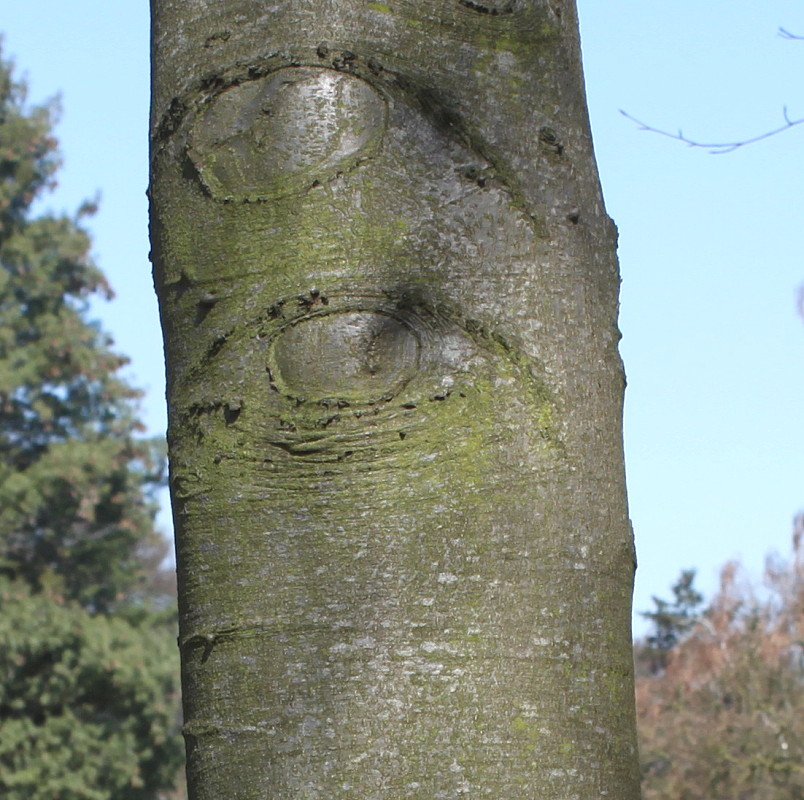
left=187, top=67, right=388, bottom=201
left=269, top=310, right=421, bottom=404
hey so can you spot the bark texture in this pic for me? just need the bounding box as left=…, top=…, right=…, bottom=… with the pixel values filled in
left=149, top=1, right=640, bottom=797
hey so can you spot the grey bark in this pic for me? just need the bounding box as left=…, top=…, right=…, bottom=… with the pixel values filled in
left=149, top=1, right=640, bottom=798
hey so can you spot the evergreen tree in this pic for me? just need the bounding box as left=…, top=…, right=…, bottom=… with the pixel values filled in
left=0, top=47, right=165, bottom=613
left=0, top=46, right=183, bottom=798
left=0, top=578, right=183, bottom=800
left=637, top=569, right=704, bottom=674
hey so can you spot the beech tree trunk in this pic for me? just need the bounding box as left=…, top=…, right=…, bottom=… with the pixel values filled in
left=149, top=1, right=640, bottom=798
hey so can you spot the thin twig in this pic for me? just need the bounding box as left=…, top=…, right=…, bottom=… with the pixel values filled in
left=619, top=108, right=804, bottom=154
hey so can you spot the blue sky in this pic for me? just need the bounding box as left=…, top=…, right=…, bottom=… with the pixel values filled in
left=4, top=2, right=803, bottom=634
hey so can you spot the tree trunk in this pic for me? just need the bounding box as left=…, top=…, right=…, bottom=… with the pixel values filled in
left=149, top=1, right=640, bottom=798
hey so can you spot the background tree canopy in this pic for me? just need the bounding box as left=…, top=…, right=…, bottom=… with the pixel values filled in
left=0, top=46, right=184, bottom=799
left=0, top=579, right=182, bottom=800
left=0, top=51, right=166, bottom=612
left=635, top=530, right=804, bottom=798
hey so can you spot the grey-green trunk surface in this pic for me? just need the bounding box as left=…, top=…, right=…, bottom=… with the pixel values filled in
left=149, top=1, right=641, bottom=797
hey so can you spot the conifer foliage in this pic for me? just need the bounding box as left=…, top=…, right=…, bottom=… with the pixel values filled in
left=0, top=51, right=164, bottom=612
left=0, top=46, right=183, bottom=799
left=0, top=580, right=182, bottom=800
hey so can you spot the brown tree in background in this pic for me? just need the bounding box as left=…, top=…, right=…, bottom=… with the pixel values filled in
left=637, top=519, right=804, bottom=799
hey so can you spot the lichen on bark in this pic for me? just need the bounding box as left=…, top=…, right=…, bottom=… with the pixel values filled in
left=150, top=1, right=640, bottom=798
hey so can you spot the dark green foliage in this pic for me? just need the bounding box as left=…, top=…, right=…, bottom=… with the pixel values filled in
left=0, top=47, right=165, bottom=613
left=0, top=55, right=58, bottom=229
left=0, top=578, right=183, bottom=800
left=637, top=569, right=703, bottom=675
left=0, top=46, right=183, bottom=798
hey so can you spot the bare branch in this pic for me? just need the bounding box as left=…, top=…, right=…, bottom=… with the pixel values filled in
left=620, top=109, right=804, bottom=154
left=778, top=27, right=804, bottom=40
